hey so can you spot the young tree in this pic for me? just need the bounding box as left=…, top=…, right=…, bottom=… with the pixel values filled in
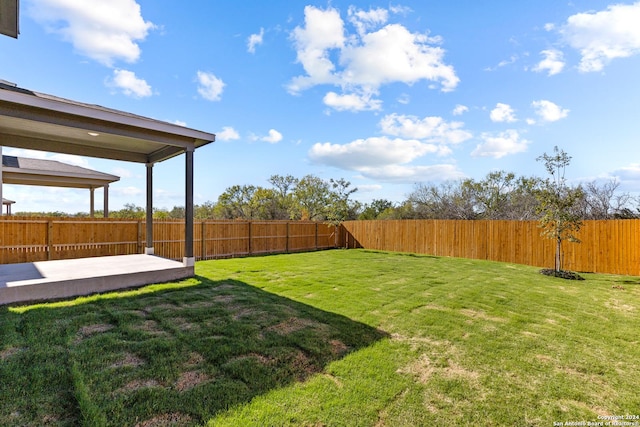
left=536, top=146, right=584, bottom=274
left=326, top=178, right=358, bottom=225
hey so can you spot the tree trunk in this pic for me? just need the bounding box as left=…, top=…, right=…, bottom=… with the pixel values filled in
left=556, top=237, right=562, bottom=272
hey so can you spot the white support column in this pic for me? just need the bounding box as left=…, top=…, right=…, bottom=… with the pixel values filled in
left=183, top=147, right=195, bottom=267
left=145, top=163, right=154, bottom=255
left=103, top=184, right=109, bottom=218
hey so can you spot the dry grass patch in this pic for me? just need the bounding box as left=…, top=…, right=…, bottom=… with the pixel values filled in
left=110, top=352, right=145, bottom=369
left=184, top=352, right=205, bottom=367
left=212, top=295, right=235, bottom=303
left=73, top=323, right=114, bottom=344
left=136, top=320, right=168, bottom=336
left=398, top=354, right=435, bottom=383
left=329, top=339, right=349, bottom=356
left=0, top=346, right=23, bottom=361
left=605, top=298, right=635, bottom=312
left=134, top=412, right=193, bottom=427
left=170, top=317, right=198, bottom=331
left=175, top=370, right=211, bottom=392
left=266, top=317, right=326, bottom=335
left=459, top=308, right=506, bottom=323
left=119, top=379, right=162, bottom=393
left=290, top=350, right=317, bottom=379
left=231, top=352, right=275, bottom=365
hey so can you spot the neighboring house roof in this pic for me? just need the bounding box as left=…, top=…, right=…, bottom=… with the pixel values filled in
left=0, top=80, right=215, bottom=164
left=2, top=155, right=120, bottom=188
left=2, top=197, right=15, bottom=205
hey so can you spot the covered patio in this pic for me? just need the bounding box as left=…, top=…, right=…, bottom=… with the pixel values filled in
left=2, top=196, right=14, bottom=214
left=0, top=80, right=215, bottom=305
left=1, top=154, right=120, bottom=217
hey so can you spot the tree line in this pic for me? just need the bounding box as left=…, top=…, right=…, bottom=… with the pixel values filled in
left=13, top=167, right=640, bottom=222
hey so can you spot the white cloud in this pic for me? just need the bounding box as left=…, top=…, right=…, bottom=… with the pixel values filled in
left=558, top=2, right=640, bottom=72
left=485, top=54, right=519, bottom=71
left=113, top=186, right=143, bottom=197
left=490, top=103, right=517, bottom=123
left=531, top=100, right=569, bottom=122
left=452, top=104, right=469, bottom=116
left=309, top=137, right=441, bottom=169
left=107, top=69, right=152, bottom=98
left=533, top=49, right=565, bottom=76
left=323, top=91, right=382, bottom=112
left=247, top=27, right=264, bottom=53
left=397, top=93, right=411, bottom=104
left=471, top=130, right=530, bottom=159
left=356, top=184, right=383, bottom=193
left=379, top=113, right=472, bottom=145
left=356, top=164, right=465, bottom=182
left=339, top=24, right=457, bottom=90
left=261, top=129, right=283, bottom=144
left=28, top=0, right=155, bottom=66
left=217, top=126, right=240, bottom=141
left=613, top=164, right=640, bottom=189
left=348, top=6, right=388, bottom=35
left=288, top=5, right=458, bottom=111
left=196, top=71, right=225, bottom=101
left=288, top=6, right=345, bottom=92
left=112, top=167, right=133, bottom=179
left=614, top=164, right=640, bottom=180
left=173, top=120, right=187, bottom=127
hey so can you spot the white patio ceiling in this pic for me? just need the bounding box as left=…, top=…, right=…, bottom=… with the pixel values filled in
left=0, top=81, right=215, bottom=164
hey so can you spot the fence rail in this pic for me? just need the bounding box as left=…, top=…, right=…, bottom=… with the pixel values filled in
left=340, top=219, right=640, bottom=276
left=0, top=217, right=337, bottom=264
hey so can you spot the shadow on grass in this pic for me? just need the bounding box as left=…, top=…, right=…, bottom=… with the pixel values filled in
left=0, top=276, right=387, bottom=427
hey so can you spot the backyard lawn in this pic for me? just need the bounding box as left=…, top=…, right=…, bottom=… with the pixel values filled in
left=1, top=249, right=639, bottom=426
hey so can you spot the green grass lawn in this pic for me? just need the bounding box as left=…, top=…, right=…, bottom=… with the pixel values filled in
left=1, top=249, right=639, bottom=426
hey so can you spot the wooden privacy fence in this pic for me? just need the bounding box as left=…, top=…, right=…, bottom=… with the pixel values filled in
left=340, top=219, right=640, bottom=276
left=0, top=217, right=337, bottom=264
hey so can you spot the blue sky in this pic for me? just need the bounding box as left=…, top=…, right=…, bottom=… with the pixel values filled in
left=1, top=0, right=640, bottom=213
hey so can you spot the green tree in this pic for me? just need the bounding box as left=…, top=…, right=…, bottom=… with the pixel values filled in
left=194, top=201, right=217, bottom=219
left=110, top=203, right=145, bottom=219
left=326, top=178, right=359, bottom=226
left=216, top=185, right=259, bottom=219
left=292, top=175, right=331, bottom=220
left=359, top=199, right=394, bottom=220
left=536, top=146, right=584, bottom=273
left=167, top=206, right=185, bottom=219
left=268, top=174, right=298, bottom=219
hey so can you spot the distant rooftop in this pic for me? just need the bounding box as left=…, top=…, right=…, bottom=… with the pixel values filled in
left=2, top=155, right=119, bottom=188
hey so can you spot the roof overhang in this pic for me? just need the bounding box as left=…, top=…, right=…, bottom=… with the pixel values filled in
left=2, top=166, right=119, bottom=189
left=0, top=82, right=216, bottom=164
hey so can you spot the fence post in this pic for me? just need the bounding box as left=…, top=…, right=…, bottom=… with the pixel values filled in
left=137, top=220, right=143, bottom=254
left=315, top=222, right=319, bottom=250
left=286, top=222, right=290, bottom=253
left=248, top=221, right=252, bottom=255
left=47, top=220, right=53, bottom=260
left=201, top=221, right=206, bottom=261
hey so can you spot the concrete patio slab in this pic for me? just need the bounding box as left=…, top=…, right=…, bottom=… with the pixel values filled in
left=0, top=254, right=194, bottom=305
